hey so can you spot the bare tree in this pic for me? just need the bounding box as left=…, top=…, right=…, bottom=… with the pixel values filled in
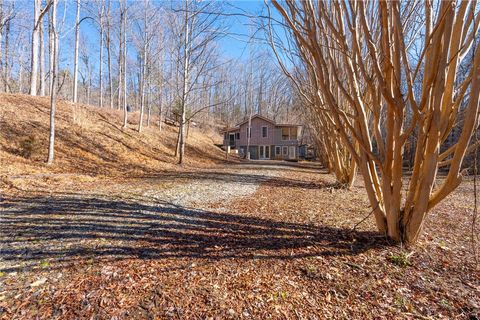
left=170, top=0, right=226, bottom=164
left=271, top=0, right=480, bottom=244
left=30, top=0, right=51, bottom=96
left=47, top=0, right=58, bottom=164
left=39, top=13, right=46, bottom=96
left=98, top=0, right=105, bottom=108
left=121, top=0, right=128, bottom=128
left=105, top=0, right=113, bottom=109
left=72, top=0, right=80, bottom=103
left=137, top=0, right=151, bottom=132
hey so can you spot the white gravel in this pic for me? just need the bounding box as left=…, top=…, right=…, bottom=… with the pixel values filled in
left=142, top=164, right=285, bottom=208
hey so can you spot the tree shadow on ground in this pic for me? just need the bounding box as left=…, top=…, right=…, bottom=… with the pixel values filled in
left=0, top=193, right=388, bottom=273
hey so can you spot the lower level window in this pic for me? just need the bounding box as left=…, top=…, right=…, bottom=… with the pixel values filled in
left=275, top=146, right=281, bottom=155
left=282, top=146, right=288, bottom=156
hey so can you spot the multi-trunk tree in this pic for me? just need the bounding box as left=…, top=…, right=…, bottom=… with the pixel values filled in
left=30, top=0, right=51, bottom=96
left=271, top=0, right=480, bottom=244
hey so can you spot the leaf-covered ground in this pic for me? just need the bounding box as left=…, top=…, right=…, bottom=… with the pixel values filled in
left=0, top=161, right=479, bottom=319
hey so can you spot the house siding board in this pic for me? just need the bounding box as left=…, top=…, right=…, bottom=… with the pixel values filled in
left=239, top=117, right=275, bottom=146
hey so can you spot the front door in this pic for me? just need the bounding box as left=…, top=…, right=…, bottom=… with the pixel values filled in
left=288, top=146, right=296, bottom=159
left=259, top=145, right=270, bottom=160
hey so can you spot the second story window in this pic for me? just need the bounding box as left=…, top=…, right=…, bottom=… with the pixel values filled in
left=281, top=127, right=298, bottom=140
left=262, top=126, right=268, bottom=138
left=290, top=127, right=297, bottom=140
left=235, top=132, right=240, bottom=140
left=246, top=127, right=251, bottom=139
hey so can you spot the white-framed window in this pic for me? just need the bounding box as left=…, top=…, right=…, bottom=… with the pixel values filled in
left=282, top=146, right=288, bottom=156
left=281, top=127, right=290, bottom=140
left=261, top=126, right=268, bottom=138
left=275, top=146, right=281, bottom=155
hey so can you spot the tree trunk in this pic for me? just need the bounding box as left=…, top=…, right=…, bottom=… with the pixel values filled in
left=48, top=7, right=55, bottom=94
left=47, top=0, right=57, bottom=165
left=178, top=1, right=189, bottom=165
left=158, top=46, right=163, bottom=131
left=72, top=0, right=80, bottom=103
left=99, top=2, right=104, bottom=108
left=121, top=0, right=127, bottom=128
left=39, top=18, right=45, bottom=96
left=138, top=1, right=148, bottom=132
left=106, top=0, right=113, bottom=108
left=30, top=0, right=41, bottom=96
left=117, top=4, right=123, bottom=110
left=3, top=15, right=10, bottom=93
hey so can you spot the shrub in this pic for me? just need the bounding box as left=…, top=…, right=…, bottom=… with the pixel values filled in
left=18, top=135, right=37, bottom=159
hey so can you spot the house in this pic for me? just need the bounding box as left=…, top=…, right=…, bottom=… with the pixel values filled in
left=222, top=114, right=303, bottom=160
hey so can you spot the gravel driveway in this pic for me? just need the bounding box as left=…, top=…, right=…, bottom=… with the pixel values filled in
left=0, top=161, right=322, bottom=274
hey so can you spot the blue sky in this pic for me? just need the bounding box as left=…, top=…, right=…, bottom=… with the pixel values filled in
left=53, top=0, right=270, bottom=71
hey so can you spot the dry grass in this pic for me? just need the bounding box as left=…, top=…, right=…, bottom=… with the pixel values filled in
left=0, top=93, right=228, bottom=182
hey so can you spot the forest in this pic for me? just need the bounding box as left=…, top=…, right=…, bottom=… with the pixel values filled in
left=0, top=0, right=479, bottom=318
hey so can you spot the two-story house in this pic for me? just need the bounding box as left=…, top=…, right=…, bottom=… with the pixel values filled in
left=222, top=115, right=303, bottom=160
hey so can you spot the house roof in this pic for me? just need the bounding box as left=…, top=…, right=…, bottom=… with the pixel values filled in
left=275, top=123, right=302, bottom=127
left=235, top=114, right=276, bottom=127
left=220, top=127, right=240, bottom=133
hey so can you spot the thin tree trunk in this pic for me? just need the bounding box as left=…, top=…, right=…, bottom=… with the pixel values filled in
left=107, top=0, right=113, bottom=108
left=99, top=1, right=104, bottom=107
left=158, top=47, right=163, bottom=131
left=47, top=0, right=58, bottom=165
left=48, top=7, right=53, bottom=92
left=3, top=15, right=9, bottom=93
left=39, top=18, right=45, bottom=96
left=0, top=4, right=3, bottom=93
left=146, top=89, right=151, bottom=127
left=117, top=4, right=123, bottom=110
left=122, top=0, right=127, bottom=128
left=72, top=0, right=80, bottom=103
left=30, top=0, right=41, bottom=96
left=178, top=1, right=189, bottom=164
left=138, top=0, right=148, bottom=132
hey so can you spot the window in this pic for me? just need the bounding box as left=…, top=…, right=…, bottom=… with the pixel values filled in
left=275, top=146, right=281, bottom=155
left=282, top=146, right=288, bottom=156
left=262, top=126, right=268, bottom=138
left=246, top=127, right=251, bottom=138
left=290, top=127, right=297, bottom=140
left=235, top=132, right=240, bottom=140
left=281, top=127, right=298, bottom=140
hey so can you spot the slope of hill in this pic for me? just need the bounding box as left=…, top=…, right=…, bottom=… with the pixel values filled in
left=0, top=93, right=227, bottom=179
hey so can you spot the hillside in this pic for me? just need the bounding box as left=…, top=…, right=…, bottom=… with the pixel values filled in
left=0, top=93, right=227, bottom=179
